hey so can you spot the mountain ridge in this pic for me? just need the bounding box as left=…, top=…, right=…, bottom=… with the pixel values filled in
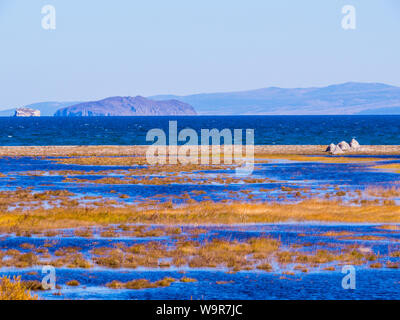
left=2, top=82, right=400, bottom=116
left=150, top=82, right=400, bottom=115
left=54, top=96, right=197, bottom=116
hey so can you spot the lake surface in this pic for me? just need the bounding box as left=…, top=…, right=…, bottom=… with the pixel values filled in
left=1, top=115, right=400, bottom=145
left=1, top=155, right=400, bottom=205
left=1, top=116, right=400, bottom=300
left=1, top=154, right=400, bottom=299
left=2, top=223, right=400, bottom=300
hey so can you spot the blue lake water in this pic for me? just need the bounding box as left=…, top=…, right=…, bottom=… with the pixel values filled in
left=1, top=155, right=400, bottom=204
left=0, top=155, right=399, bottom=299
left=3, top=266, right=400, bottom=300
left=2, top=223, right=400, bottom=300
left=0, top=119, right=400, bottom=300
left=1, top=115, right=400, bottom=145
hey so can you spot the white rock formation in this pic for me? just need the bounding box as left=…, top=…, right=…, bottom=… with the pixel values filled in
left=350, top=138, right=360, bottom=150
left=326, top=138, right=361, bottom=154
left=326, top=143, right=336, bottom=152
left=338, top=141, right=351, bottom=151
left=331, top=145, right=344, bottom=154
left=14, top=108, right=40, bottom=117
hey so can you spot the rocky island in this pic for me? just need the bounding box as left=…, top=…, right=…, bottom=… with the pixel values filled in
left=54, top=96, right=197, bottom=116
left=14, top=107, right=41, bottom=117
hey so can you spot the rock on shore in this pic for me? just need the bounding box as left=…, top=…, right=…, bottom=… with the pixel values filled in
left=327, top=139, right=361, bottom=154
left=14, top=108, right=41, bottom=117
left=338, top=141, right=351, bottom=151
left=326, top=143, right=336, bottom=152
left=350, top=138, right=360, bottom=149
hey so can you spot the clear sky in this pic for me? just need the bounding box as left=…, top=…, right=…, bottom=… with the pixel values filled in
left=0, top=0, right=399, bottom=109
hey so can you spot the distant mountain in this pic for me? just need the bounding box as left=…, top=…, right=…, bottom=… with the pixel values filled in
left=4, top=82, right=400, bottom=117
left=0, top=101, right=80, bottom=117
left=150, top=82, right=400, bottom=115
left=54, top=96, right=197, bottom=116
left=356, top=107, right=400, bottom=115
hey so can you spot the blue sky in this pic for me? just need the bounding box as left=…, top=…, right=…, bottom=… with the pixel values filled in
left=0, top=0, right=399, bottom=109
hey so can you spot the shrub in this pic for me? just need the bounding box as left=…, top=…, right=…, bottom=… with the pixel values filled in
left=66, top=280, right=80, bottom=286
left=0, top=276, right=38, bottom=300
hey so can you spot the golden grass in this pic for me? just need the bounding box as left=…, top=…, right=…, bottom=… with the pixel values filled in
left=52, top=151, right=393, bottom=167
left=20, top=280, right=45, bottom=291
left=78, top=236, right=388, bottom=272
left=0, top=237, right=390, bottom=273
left=1, top=146, right=400, bottom=277
left=386, top=262, right=399, bottom=269
left=365, top=186, right=400, bottom=198
left=216, top=280, right=234, bottom=284
left=87, top=237, right=281, bottom=271
left=0, top=196, right=400, bottom=234
left=0, top=276, right=38, bottom=300
left=180, top=277, right=197, bottom=283
left=0, top=225, right=395, bottom=273
left=63, top=174, right=270, bottom=186
left=6, top=249, right=93, bottom=269
left=390, top=251, right=400, bottom=257
left=373, top=163, right=400, bottom=173
left=66, top=280, right=80, bottom=286
left=106, top=277, right=176, bottom=290
left=187, top=238, right=280, bottom=270
left=319, top=231, right=354, bottom=237
left=256, top=263, right=272, bottom=271
left=378, top=225, right=400, bottom=231
left=339, top=235, right=388, bottom=241
left=276, top=248, right=371, bottom=267
left=54, top=156, right=148, bottom=166
left=369, top=262, right=382, bottom=269
left=323, top=266, right=335, bottom=271
left=53, top=155, right=241, bottom=171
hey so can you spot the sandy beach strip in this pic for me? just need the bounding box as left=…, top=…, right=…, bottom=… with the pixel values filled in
left=0, top=145, right=399, bottom=156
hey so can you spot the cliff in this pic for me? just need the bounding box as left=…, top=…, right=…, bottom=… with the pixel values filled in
left=14, top=108, right=41, bottom=117
left=54, top=96, right=197, bottom=116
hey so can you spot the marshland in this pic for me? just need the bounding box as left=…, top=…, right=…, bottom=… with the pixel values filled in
left=1, top=146, right=400, bottom=299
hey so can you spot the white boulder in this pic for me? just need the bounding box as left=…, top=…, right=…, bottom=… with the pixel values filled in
left=338, top=141, right=351, bottom=151
left=350, top=138, right=360, bottom=150
left=326, top=143, right=336, bottom=152
left=331, top=145, right=344, bottom=155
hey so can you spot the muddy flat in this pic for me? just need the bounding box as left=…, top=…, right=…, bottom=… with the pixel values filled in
left=0, top=145, right=399, bottom=156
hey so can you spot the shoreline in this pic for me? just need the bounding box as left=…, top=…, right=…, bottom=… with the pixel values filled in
left=0, top=145, right=399, bottom=156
